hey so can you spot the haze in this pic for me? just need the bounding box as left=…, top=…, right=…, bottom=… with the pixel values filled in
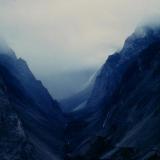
left=0, top=0, right=160, bottom=99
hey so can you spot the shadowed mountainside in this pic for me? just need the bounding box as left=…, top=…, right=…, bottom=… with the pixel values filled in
left=64, top=25, right=160, bottom=160
left=0, top=46, right=66, bottom=160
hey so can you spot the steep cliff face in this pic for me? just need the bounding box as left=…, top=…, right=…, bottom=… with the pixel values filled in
left=65, top=26, right=160, bottom=160
left=0, top=47, right=66, bottom=160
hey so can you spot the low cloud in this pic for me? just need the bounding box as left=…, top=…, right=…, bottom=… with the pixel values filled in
left=0, top=0, right=160, bottom=76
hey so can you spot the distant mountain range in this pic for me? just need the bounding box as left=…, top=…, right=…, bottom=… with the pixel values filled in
left=40, top=69, right=96, bottom=100
left=1, top=24, right=160, bottom=160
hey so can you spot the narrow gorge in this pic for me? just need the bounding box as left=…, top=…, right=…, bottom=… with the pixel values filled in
left=1, top=25, right=160, bottom=160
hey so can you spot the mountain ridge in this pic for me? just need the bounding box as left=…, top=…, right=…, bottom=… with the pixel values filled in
left=0, top=47, right=66, bottom=160
left=64, top=25, right=160, bottom=160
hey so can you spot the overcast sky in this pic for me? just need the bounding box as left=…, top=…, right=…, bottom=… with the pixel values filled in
left=0, top=0, right=160, bottom=76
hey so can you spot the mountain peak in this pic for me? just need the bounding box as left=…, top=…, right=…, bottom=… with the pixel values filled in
left=135, top=24, right=160, bottom=37
left=120, top=24, right=160, bottom=59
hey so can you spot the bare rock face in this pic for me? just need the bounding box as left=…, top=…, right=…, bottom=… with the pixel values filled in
left=0, top=75, right=36, bottom=160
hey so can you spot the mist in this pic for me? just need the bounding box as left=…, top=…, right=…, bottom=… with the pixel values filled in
left=0, top=0, right=160, bottom=99
left=41, top=68, right=96, bottom=100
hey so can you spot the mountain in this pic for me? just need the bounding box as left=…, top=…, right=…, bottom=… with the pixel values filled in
left=0, top=44, right=66, bottom=160
left=2, top=25, right=160, bottom=160
left=64, top=25, right=160, bottom=160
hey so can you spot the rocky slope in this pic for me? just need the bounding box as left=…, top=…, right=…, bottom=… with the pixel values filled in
left=64, top=25, right=160, bottom=160
left=0, top=67, right=37, bottom=160
left=0, top=45, right=66, bottom=160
